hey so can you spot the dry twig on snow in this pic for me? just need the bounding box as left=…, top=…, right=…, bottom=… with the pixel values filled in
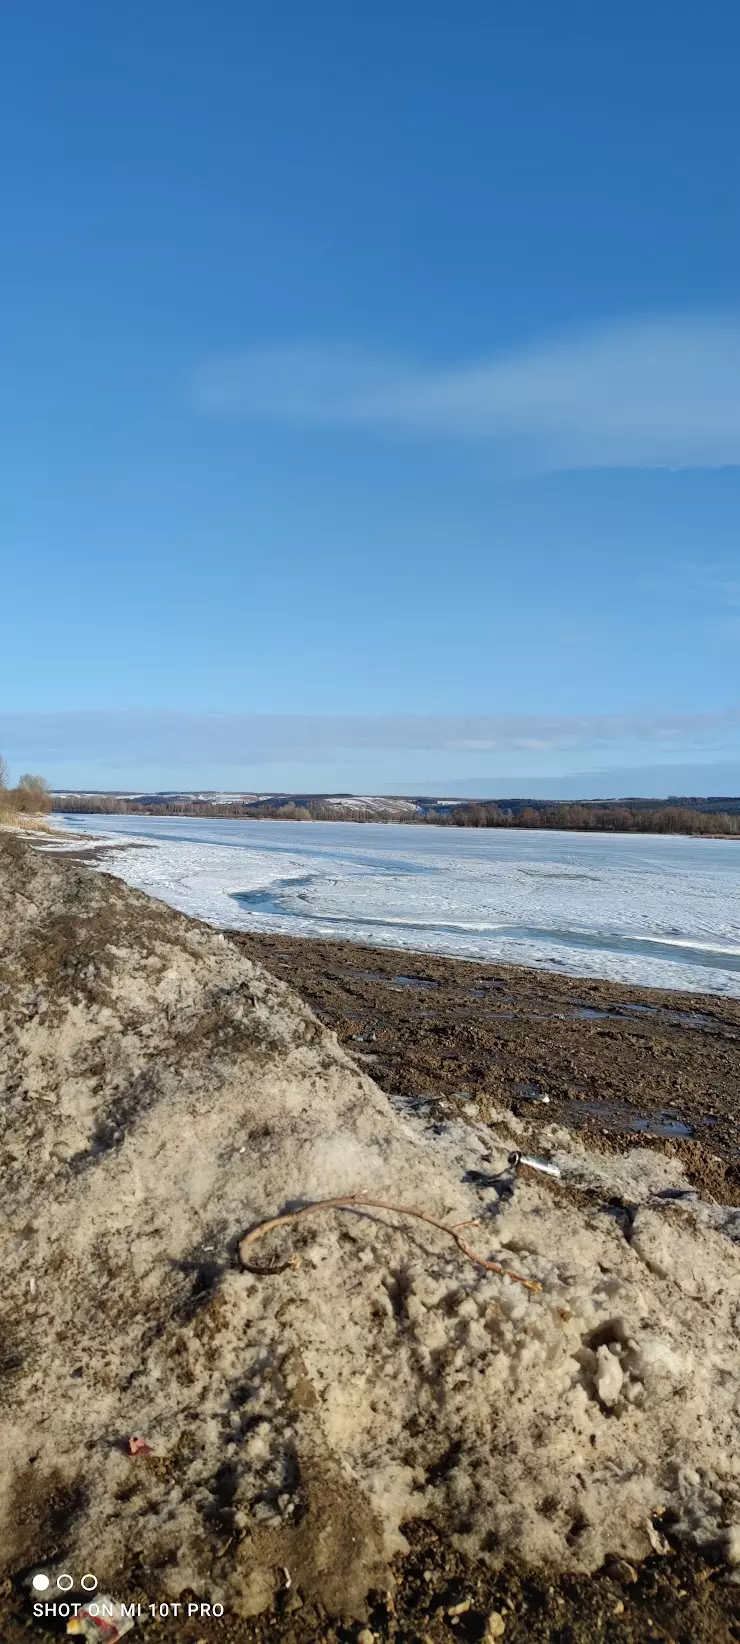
left=238, top=1193, right=542, bottom=1292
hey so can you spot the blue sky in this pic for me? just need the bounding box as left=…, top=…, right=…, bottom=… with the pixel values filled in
left=2, top=2, right=739, bottom=795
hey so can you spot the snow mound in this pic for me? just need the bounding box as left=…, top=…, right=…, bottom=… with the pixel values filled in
left=1, top=833, right=740, bottom=1619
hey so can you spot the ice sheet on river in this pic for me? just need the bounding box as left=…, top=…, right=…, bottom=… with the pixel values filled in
left=52, top=815, right=740, bottom=996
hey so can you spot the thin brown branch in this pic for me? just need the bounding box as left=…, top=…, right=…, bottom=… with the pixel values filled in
left=238, top=1193, right=542, bottom=1292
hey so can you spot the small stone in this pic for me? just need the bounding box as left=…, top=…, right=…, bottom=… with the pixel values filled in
left=447, top=1598, right=472, bottom=1616
left=645, top=1519, right=671, bottom=1555
left=357, top=1630, right=375, bottom=1644
left=613, top=1600, right=625, bottom=1615
left=484, top=1612, right=506, bottom=1640
left=606, top=1558, right=638, bottom=1585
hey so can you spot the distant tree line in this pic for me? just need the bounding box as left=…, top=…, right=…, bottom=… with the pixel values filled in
left=51, top=790, right=740, bottom=835
left=54, top=795, right=354, bottom=822
left=436, top=801, right=740, bottom=835
left=0, top=757, right=52, bottom=814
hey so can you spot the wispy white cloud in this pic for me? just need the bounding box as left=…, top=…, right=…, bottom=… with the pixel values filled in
left=1, top=709, right=736, bottom=767
left=193, top=316, right=740, bottom=470
left=3, top=712, right=738, bottom=795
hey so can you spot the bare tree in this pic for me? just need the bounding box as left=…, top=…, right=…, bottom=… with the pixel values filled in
left=14, top=773, right=52, bottom=813
left=18, top=774, right=50, bottom=794
left=0, top=754, right=8, bottom=791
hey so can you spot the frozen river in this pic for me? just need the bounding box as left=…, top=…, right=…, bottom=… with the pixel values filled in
left=54, top=813, right=740, bottom=996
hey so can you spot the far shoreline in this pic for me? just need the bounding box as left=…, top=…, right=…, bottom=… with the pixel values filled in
left=51, top=791, right=740, bottom=841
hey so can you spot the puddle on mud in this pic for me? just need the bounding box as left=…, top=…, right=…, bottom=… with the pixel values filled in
left=559, top=1097, right=695, bottom=1139
left=630, top=1113, right=694, bottom=1138
left=345, top=969, right=438, bottom=990
left=392, top=974, right=438, bottom=990
left=573, top=1001, right=734, bottom=1034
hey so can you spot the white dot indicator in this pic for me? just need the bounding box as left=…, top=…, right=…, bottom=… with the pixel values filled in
left=31, top=1573, right=49, bottom=1591
left=80, top=1573, right=98, bottom=1592
left=57, top=1574, right=74, bottom=1591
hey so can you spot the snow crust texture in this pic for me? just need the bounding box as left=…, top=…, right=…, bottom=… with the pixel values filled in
left=2, top=833, right=740, bottom=1619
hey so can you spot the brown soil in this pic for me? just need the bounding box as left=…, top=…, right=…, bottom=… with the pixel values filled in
left=234, top=933, right=740, bottom=1205
left=4, top=1525, right=740, bottom=1644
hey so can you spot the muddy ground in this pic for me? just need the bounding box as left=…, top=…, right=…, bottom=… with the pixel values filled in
left=234, top=933, right=740, bottom=1208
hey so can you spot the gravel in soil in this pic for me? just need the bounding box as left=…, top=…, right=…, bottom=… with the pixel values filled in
left=5, top=1525, right=740, bottom=1643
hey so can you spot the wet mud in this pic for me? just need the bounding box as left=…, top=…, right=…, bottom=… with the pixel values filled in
left=233, top=933, right=740, bottom=1207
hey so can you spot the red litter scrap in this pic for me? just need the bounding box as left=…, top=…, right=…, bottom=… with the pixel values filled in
left=66, top=1598, right=134, bottom=1639
left=126, top=1436, right=153, bottom=1456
